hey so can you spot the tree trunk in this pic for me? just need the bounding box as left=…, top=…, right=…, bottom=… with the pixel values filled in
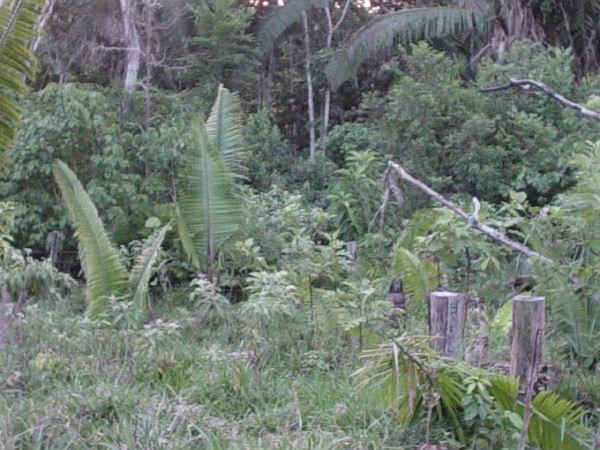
left=48, top=230, right=63, bottom=266
left=510, top=295, right=545, bottom=387
left=428, top=292, right=468, bottom=357
left=120, top=0, right=141, bottom=92
left=30, top=0, right=57, bottom=54
left=266, top=50, right=274, bottom=108
left=0, top=287, right=14, bottom=348
left=302, top=12, right=316, bottom=161
left=322, top=0, right=350, bottom=139
left=490, top=0, right=544, bottom=55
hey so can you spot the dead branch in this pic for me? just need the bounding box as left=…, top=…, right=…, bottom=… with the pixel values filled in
left=481, top=77, right=600, bottom=121
left=385, top=161, right=554, bottom=265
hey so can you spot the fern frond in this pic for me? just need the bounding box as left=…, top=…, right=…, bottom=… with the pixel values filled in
left=129, top=223, right=170, bottom=319
left=52, top=160, right=128, bottom=319
left=326, top=7, right=490, bottom=90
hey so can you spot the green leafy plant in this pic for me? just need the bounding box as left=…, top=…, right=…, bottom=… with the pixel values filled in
left=0, top=201, right=15, bottom=255
left=356, top=333, right=593, bottom=450
left=0, top=246, right=75, bottom=304
left=324, top=278, right=390, bottom=349
left=52, top=160, right=169, bottom=322
left=189, top=276, right=232, bottom=327
left=392, top=246, right=438, bottom=317
left=326, top=150, right=382, bottom=241
left=239, top=270, right=301, bottom=349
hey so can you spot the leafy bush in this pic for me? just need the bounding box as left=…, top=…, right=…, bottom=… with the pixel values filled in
left=319, top=123, right=385, bottom=166
left=378, top=42, right=598, bottom=205
left=0, top=85, right=143, bottom=258
left=326, top=150, right=384, bottom=241
left=245, top=109, right=293, bottom=191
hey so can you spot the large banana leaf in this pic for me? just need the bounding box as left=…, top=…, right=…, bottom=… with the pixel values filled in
left=130, top=223, right=170, bottom=317
left=326, top=7, right=490, bottom=90
left=0, top=0, right=42, bottom=154
left=177, top=119, right=243, bottom=269
left=52, top=160, right=128, bottom=318
left=206, top=84, right=247, bottom=180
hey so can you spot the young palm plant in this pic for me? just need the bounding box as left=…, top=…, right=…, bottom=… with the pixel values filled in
left=356, top=334, right=592, bottom=450
left=52, top=160, right=169, bottom=323
left=176, top=85, right=246, bottom=281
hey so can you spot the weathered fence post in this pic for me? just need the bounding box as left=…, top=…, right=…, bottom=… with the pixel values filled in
left=510, top=295, right=545, bottom=386
left=346, top=241, right=358, bottom=268
left=428, top=292, right=468, bottom=357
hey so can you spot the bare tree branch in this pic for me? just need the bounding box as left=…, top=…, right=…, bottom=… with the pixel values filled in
left=481, top=77, right=600, bottom=121
left=385, top=161, right=554, bottom=265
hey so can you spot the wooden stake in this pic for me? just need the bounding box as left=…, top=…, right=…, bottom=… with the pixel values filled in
left=510, top=295, right=545, bottom=387
left=428, top=292, right=468, bottom=357
left=346, top=241, right=358, bottom=267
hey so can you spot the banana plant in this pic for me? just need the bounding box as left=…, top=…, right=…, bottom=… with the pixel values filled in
left=176, top=85, right=246, bottom=280
left=52, top=160, right=169, bottom=323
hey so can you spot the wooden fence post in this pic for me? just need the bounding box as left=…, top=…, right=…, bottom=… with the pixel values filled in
left=510, top=295, right=545, bottom=386
left=346, top=241, right=358, bottom=268
left=428, top=292, right=468, bottom=357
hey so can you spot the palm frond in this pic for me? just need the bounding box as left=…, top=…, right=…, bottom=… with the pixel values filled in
left=392, top=246, right=438, bottom=316
left=326, top=7, right=490, bottom=90
left=356, top=335, right=592, bottom=450
left=176, top=119, right=243, bottom=269
left=0, top=0, right=42, bottom=153
left=206, top=84, right=247, bottom=179
left=256, top=0, right=330, bottom=55
left=176, top=203, right=200, bottom=268
left=52, top=160, right=128, bottom=319
left=129, top=223, right=170, bottom=319
left=528, top=390, right=591, bottom=450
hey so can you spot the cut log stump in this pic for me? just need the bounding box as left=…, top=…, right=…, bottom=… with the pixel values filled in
left=510, top=295, right=545, bottom=387
left=428, top=292, right=468, bottom=357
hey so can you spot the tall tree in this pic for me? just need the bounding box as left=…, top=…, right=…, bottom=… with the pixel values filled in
left=119, top=0, right=141, bottom=91
left=322, top=0, right=350, bottom=137
left=301, top=11, right=316, bottom=161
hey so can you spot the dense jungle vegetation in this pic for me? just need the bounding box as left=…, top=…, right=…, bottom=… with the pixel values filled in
left=2, top=0, right=600, bottom=448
